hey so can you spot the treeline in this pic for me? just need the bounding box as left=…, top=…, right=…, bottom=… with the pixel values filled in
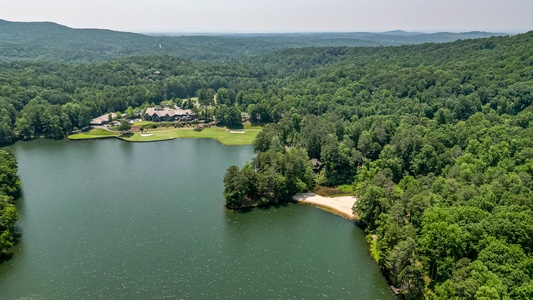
left=0, top=149, right=21, bottom=258
left=221, top=31, right=533, bottom=299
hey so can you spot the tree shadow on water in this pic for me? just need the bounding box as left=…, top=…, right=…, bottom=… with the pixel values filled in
left=228, top=201, right=293, bottom=215
left=0, top=253, right=14, bottom=264
left=119, top=132, right=134, bottom=138
left=233, top=207, right=254, bottom=214
left=257, top=202, right=292, bottom=211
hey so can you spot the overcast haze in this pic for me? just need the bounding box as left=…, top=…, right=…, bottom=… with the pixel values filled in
left=1, top=0, right=532, bottom=33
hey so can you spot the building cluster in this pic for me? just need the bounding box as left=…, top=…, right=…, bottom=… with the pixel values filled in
left=90, top=106, right=196, bottom=126
left=143, top=107, right=194, bottom=122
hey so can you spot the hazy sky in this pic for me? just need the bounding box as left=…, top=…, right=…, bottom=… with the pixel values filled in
left=1, top=0, right=532, bottom=33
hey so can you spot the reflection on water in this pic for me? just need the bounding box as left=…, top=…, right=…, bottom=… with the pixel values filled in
left=0, top=138, right=394, bottom=299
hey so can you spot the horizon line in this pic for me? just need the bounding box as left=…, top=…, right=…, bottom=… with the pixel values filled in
left=0, top=18, right=527, bottom=35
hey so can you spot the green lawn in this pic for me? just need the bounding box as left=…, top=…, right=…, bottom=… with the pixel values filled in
left=123, top=127, right=262, bottom=145
left=68, top=126, right=263, bottom=145
left=68, top=128, right=118, bottom=140
left=243, top=122, right=269, bottom=129
left=338, top=184, right=354, bottom=193
left=133, top=121, right=152, bottom=126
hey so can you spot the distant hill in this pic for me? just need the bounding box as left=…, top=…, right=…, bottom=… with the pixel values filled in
left=0, top=19, right=509, bottom=62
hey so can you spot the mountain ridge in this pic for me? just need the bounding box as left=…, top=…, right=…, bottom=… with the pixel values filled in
left=0, top=19, right=512, bottom=62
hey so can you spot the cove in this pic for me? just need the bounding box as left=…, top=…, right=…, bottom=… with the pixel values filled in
left=0, top=138, right=395, bottom=299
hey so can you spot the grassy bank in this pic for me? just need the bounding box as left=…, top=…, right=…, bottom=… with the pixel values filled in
left=367, top=234, right=380, bottom=262
left=312, top=185, right=354, bottom=197
left=68, top=125, right=262, bottom=145
left=68, top=128, right=119, bottom=140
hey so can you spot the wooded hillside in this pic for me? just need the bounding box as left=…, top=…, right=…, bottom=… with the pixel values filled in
left=0, top=19, right=505, bottom=62
left=222, top=31, right=533, bottom=299
left=1, top=21, right=532, bottom=298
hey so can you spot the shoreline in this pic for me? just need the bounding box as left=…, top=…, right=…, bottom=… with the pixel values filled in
left=67, top=127, right=261, bottom=145
left=293, top=192, right=357, bottom=220
left=67, top=135, right=248, bottom=145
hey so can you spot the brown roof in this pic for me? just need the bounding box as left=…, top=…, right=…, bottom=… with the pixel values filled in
left=144, top=107, right=192, bottom=117
left=90, top=113, right=116, bottom=125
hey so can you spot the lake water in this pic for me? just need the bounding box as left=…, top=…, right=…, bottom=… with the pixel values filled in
left=0, top=138, right=394, bottom=299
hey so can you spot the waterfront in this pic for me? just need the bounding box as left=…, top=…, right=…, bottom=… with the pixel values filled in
left=0, top=138, right=394, bottom=299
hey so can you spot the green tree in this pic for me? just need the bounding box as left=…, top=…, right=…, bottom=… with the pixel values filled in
left=224, top=106, right=242, bottom=127
left=223, top=165, right=245, bottom=208
left=386, top=237, right=425, bottom=299
left=117, top=118, right=132, bottom=133
left=0, top=149, right=22, bottom=198
left=355, top=185, right=386, bottom=230
left=14, top=117, right=33, bottom=139
left=420, top=208, right=467, bottom=281
left=0, top=149, right=21, bottom=257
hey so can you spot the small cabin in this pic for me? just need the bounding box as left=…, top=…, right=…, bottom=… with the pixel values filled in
left=310, top=158, right=322, bottom=171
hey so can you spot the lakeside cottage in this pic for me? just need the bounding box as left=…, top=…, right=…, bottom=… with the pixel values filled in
left=144, top=107, right=195, bottom=122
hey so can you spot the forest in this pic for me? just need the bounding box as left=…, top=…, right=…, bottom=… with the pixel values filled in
left=0, top=19, right=503, bottom=62
left=1, top=19, right=533, bottom=298
left=0, top=149, right=21, bottom=258
left=222, top=32, right=533, bottom=299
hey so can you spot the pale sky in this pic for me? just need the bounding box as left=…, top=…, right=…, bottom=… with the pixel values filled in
left=1, top=0, right=532, bottom=33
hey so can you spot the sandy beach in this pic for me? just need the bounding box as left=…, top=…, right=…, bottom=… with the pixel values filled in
left=293, top=192, right=357, bottom=220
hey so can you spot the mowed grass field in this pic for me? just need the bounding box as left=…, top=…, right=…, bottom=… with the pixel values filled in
left=68, top=128, right=118, bottom=139
left=68, top=124, right=263, bottom=145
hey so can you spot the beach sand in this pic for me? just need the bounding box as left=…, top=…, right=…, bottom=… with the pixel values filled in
left=293, top=192, right=357, bottom=220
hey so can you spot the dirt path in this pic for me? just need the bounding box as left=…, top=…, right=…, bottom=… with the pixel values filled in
left=293, top=192, right=357, bottom=220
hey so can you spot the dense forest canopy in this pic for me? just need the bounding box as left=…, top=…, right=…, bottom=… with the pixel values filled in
left=1, top=20, right=533, bottom=299
left=0, top=149, right=21, bottom=257
left=222, top=31, right=533, bottom=299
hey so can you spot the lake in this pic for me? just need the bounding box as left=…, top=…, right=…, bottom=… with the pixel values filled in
left=0, top=138, right=395, bottom=299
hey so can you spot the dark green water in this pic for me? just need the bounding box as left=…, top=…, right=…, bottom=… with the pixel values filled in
left=0, top=139, right=394, bottom=299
